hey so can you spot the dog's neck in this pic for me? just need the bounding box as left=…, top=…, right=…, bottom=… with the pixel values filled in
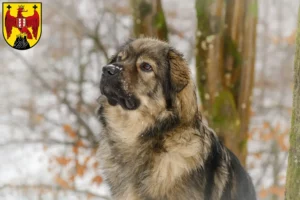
left=98, top=81, right=199, bottom=145
left=98, top=99, right=216, bottom=198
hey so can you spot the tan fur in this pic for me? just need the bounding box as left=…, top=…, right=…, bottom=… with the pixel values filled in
left=98, top=38, right=219, bottom=198
left=118, top=186, right=140, bottom=200
left=97, top=38, right=256, bottom=200
left=168, top=49, right=190, bottom=92
left=143, top=128, right=205, bottom=197
left=175, top=81, right=198, bottom=123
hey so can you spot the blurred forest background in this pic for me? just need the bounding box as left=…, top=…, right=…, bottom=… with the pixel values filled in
left=0, top=0, right=299, bottom=199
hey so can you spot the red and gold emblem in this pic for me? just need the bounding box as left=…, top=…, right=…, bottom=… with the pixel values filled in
left=2, top=2, right=42, bottom=50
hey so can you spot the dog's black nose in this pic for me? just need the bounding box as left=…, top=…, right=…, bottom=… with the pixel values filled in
left=102, top=64, right=121, bottom=76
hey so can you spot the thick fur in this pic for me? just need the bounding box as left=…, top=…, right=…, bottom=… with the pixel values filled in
left=97, top=38, right=256, bottom=200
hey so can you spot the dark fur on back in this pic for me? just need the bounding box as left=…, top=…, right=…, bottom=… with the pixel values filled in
left=97, top=38, right=256, bottom=200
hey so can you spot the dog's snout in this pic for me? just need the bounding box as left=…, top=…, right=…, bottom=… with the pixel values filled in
left=103, top=64, right=121, bottom=76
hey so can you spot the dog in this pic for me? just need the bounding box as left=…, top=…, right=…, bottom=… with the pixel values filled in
left=97, top=38, right=256, bottom=200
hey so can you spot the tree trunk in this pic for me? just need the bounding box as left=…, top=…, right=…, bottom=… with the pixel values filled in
left=195, top=0, right=258, bottom=166
left=285, top=6, right=300, bottom=200
left=131, top=0, right=168, bottom=41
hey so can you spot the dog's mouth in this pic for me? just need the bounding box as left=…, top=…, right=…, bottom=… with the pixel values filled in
left=105, top=94, right=138, bottom=110
left=100, top=80, right=140, bottom=110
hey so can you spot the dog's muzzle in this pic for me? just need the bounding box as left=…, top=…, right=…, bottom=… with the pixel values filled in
left=100, top=64, right=140, bottom=110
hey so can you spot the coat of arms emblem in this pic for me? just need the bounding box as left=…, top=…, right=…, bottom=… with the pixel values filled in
left=2, top=2, right=42, bottom=50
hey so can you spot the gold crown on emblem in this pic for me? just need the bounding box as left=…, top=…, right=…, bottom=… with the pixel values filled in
left=18, top=5, right=24, bottom=9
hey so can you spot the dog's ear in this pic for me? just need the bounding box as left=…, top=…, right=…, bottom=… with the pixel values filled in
left=168, top=48, right=190, bottom=92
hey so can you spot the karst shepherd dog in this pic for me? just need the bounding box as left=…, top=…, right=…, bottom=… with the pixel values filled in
left=97, top=38, right=256, bottom=200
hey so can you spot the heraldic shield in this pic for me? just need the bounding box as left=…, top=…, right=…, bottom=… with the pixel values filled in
left=2, top=2, right=42, bottom=50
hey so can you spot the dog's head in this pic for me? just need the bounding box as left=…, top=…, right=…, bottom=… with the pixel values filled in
left=100, top=38, right=194, bottom=114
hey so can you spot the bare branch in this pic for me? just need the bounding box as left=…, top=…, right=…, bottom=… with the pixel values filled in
left=50, top=1, right=109, bottom=61
left=0, top=139, right=95, bottom=148
left=62, top=97, right=98, bottom=144
left=9, top=50, right=99, bottom=145
left=0, top=184, right=111, bottom=200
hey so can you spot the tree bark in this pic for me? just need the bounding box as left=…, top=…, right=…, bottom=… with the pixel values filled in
left=285, top=6, right=300, bottom=200
left=195, top=0, right=258, bottom=166
left=131, top=0, right=168, bottom=41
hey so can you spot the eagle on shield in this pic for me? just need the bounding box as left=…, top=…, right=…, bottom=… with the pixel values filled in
left=4, top=4, right=40, bottom=40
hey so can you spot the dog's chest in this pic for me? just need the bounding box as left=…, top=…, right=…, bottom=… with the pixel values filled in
left=100, top=135, right=203, bottom=199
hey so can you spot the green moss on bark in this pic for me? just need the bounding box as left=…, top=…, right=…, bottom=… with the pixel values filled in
left=285, top=5, right=300, bottom=200
left=195, top=0, right=212, bottom=110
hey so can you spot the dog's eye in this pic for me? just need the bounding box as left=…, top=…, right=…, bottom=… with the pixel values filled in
left=140, top=62, right=152, bottom=72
